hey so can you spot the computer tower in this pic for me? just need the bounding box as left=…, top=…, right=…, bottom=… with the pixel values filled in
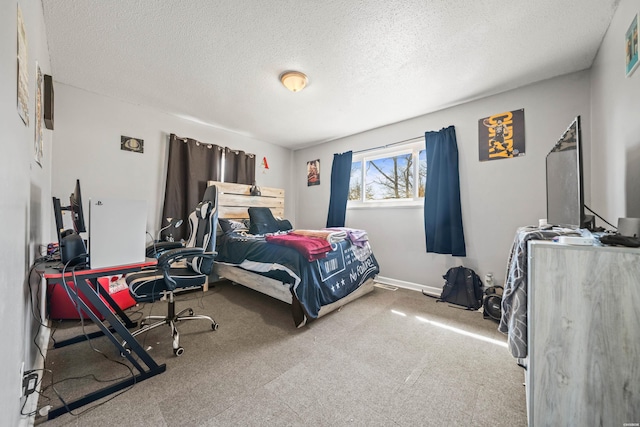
left=89, top=198, right=147, bottom=269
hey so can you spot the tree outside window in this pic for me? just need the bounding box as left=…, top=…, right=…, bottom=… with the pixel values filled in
left=349, top=142, right=426, bottom=205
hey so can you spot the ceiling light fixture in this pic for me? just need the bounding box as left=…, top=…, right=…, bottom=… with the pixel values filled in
left=280, top=71, right=308, bottom=92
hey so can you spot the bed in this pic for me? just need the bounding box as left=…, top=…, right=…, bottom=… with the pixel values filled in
left=207, top=180, right=380, bottom=327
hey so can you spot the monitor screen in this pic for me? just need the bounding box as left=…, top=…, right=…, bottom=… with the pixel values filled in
left=70, top=179, right=86, bottom=233
left=546, top=116, right=584, bottom=228
left=52, top=197, right=64, bottom=243
left=52, top=180, right=88, bottom=265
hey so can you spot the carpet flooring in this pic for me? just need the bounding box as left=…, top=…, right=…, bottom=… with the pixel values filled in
left=35, top=280, right=527, bottom=426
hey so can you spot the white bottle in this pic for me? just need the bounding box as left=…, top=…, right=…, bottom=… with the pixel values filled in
left=484, top=273, right=494, bottom=288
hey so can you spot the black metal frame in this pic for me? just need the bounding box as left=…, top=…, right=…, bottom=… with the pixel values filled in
left=41, top=261, right=166, bottom=420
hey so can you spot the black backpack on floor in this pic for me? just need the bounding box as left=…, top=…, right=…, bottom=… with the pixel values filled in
left=436, top=266, right=483, bottom=310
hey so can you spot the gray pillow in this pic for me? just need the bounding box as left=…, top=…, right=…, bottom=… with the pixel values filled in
left=276, top=219, right=293, bottom=231
left=248, top=207, right=279, bottom=235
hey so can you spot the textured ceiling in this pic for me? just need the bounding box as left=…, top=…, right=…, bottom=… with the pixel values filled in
left=42, top=0, right=620, bottom=150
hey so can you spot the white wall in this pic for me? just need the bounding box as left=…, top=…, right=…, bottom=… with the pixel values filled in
left=52, top=84, right=295, bottom=242
left=591, top=0, right=640, bottom=221
left=2, top=0, right=635, bottom=422
left=0, top=0, right=52, bottom=424
left=293, top=71, right=592, bottom=290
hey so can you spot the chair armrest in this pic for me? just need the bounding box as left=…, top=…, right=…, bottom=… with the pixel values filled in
left=146, top=241, right=184, bottom=258
left=157, top=248, right=216, bottom=290
left=156, top=247, right=215, bottom=268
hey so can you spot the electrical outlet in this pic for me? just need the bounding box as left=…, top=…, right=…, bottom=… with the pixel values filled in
left=23, top=372, right=38, bottom=396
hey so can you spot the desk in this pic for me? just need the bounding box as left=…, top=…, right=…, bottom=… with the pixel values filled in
left=39, top=259, right=167, bottom=420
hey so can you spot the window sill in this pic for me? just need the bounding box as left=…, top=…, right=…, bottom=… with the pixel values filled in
left=348, top=201, right=424, bottom=210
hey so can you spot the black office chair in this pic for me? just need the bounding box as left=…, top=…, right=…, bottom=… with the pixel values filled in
left=125, top=185, right=219, bottom=356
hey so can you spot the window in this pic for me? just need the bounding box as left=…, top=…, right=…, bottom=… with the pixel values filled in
left=349, top=140, right=426, bottom=206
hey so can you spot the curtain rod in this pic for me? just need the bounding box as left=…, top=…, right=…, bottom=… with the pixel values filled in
left=352, top=135, right=424, bottom=155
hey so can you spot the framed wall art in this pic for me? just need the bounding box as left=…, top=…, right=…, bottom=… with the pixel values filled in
left=478, top=109, right=525, bottom=161
left=625, top=12, right=639, bottom=77
left=121, top=136, right=144, bottom=153
left=34, top=63, right=43, bottom=167
left=17, top=5, right=29, bottom=126
left=307, top=159, right=320, bottom=186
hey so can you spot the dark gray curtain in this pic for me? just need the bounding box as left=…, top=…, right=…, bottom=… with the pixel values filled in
left=161, top=134, right=223, bottom=241
left=424, top=126, right=466, bottom=256
left=224, top=148, right=256, bottom=185
left=326, top=151, right=353, bottom=228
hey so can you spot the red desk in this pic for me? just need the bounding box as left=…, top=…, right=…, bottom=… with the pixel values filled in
left=40, top=259, right=166, bottom=419
left=47, top=275, right=136, bottom=321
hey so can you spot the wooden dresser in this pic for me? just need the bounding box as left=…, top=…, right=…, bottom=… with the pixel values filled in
left=527, top=241, right=640, bottom=426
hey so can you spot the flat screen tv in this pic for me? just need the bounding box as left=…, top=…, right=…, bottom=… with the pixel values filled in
left=545, top=116, right=593, bottom=229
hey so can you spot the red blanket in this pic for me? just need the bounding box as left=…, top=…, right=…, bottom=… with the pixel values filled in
left=265, top=233, right=332, bottom=261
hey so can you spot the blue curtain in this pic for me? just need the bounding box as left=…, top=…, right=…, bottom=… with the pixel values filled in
left=424, top=126, right=466, bottom=256
left=326, top=151, right=353, bottom=228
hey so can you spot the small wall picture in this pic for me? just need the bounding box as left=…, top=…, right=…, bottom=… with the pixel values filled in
left=307, top=159, right=320, bottom=186
left=34, top=63, right=43, bottom=167
left=478, top=108, right=525, bottom=161
left=121, top=136, right=144, bottom=153
left=17, top=5, right=29, bottom=126
left=625, top=13, right=639, bottom=77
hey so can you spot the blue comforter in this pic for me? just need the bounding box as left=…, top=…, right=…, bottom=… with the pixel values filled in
left=215, top=232, right=380, bottom=325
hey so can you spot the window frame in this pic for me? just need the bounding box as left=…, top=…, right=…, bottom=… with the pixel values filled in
left=348, top=139, right=426, bottom=209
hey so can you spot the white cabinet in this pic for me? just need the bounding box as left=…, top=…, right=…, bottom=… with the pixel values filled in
left=527, top=241, right=640, bottom=426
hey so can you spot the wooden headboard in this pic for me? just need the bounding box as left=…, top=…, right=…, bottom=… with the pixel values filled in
left=207, top=181, right=284, bottom=219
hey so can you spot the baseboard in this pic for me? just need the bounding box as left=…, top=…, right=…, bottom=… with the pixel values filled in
left=375, top=276, right=441, bottom=297
left=18, top=324, right=51, bottom=427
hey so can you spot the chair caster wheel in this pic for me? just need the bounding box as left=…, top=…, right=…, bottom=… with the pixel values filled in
left=188, top=309, right=194, bottom=316
left=174, top=347, right=184, bottom=356
left=120, top=348, right=131, bottom=358
left=212, top=323, right=219, bottom=331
